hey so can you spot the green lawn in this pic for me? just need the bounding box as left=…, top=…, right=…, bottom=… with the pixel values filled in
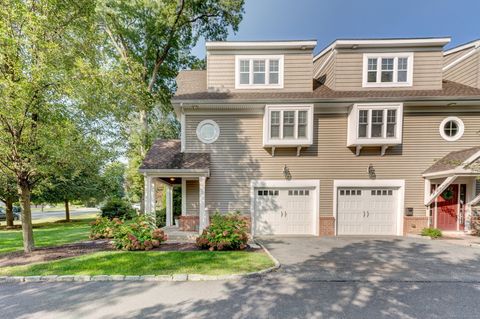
left=0, top=251, right=275, bottom=276
left=0, top=219, right=94, bottom=254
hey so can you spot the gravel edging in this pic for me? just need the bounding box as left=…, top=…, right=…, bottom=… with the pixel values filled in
left=0, top=241, right=281, bottom=283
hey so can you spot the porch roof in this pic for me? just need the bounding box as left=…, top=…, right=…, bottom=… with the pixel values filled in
left=423, top=146, right=480, bottom=178
left=139, top=139, right=209, bottom=172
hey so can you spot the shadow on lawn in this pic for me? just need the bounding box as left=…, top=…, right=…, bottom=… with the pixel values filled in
left=2, top=238, right=480, bottom=318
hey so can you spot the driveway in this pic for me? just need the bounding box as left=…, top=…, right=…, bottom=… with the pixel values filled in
left=258, top=236, right=480, bottom=282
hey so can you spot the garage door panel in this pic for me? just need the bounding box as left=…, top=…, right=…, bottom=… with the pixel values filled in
left=337, top=187, right=398, bottom=236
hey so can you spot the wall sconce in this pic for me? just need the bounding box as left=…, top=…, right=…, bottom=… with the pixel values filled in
left=368, top=164, right=376, bottom=179
left=170, top=177, right=175, bottom=182
left=283, top=165, right=291, bottom=180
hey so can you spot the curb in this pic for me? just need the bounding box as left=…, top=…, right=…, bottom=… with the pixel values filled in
left=0, top=243, right=281, bottom=283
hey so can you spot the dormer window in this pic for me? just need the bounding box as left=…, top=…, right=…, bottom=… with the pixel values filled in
left=263, top=105, right=313, bottom=153
left=235, top=55, right=284, bottom=89
left=363, top=53, right=413, bottom=87
left=348, top=103, right=403, bottom=156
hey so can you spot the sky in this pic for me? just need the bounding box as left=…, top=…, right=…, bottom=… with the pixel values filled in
left=191, top=0, right=480, bottom=58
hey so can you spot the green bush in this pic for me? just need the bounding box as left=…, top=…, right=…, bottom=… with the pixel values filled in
left=155, top=208, right=166, bottom=228
left=90, top=217, right=120, bottom=239
left=100, top=198, right=136, bottom=220
left=113, top=215, right=168, bottom=250
left=421, top=227, right=442, bottom=238
left=196, top=212, right=249, bottom=251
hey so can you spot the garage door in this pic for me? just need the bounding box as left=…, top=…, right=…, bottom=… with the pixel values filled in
left=337, top=188, right=398, bottom=235
left=254, top=188, right=314, bottom=235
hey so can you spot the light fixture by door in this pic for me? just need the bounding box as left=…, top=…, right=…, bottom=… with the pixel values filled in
left=170, top=177, right=175, bottom=182
left=283, top=165, right=291, bottom=180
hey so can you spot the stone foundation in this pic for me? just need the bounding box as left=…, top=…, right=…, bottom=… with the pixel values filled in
left=403, top=216, right=429, bottom=235
left=319, top=216, right=335, bottom=237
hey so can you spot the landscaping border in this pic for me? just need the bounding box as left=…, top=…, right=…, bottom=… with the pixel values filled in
left=0, top=240, right=280, bottom=283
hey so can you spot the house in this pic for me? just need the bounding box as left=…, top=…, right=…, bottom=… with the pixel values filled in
left=139, top=37, right=480, bottom=237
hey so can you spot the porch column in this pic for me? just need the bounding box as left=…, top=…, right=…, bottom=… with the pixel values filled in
left=149, top=178, right=156, bottom=218
left=144, top=175, right=152, bottom=214
left=198, top=176, right=208, bottom=233
left=166, top=184, right=173, bottom=227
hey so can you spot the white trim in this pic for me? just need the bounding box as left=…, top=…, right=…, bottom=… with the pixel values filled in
left=198, top=176, right=207, bottom=233
left=180, top=112, right=186, bottom=152
left=263, top=104, right=314, bottom=147
left=140, top=169, right=210, bottom=177
left=334, top=38, right=450, bottom=48
left=206, top=40, right=317, bottom=50
left=181, top=178, right=186, bottom=216
left=235, top=55, right=284, bottom=89
left=469, top=192, right=480, bottom=206
left=196, top=119, right=220, bottom=144
left=347, top=103, right=403, bottom=148
left=362, top=53, right=414, bottom=88
left=424, top=175, right=458, bottom=206
left=333, top=179, right=405, bottom=236
left=250, top=179, right=320, bottom=237
left=439, top=116, right=464, bottom=142
left=313, top=49, right=335, bottom=79
left=166, top=184, right=173, bottom=227
left=443, top=46, right=480, bottom=71
left=444, top=40, right=480, bottom=56
left=313, top=43, right=335, bottom=62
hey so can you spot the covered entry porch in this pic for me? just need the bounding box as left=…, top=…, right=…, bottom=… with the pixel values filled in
left=139, top=140, right=210, bottom=233
left=423, top=147, right=480, bottom=232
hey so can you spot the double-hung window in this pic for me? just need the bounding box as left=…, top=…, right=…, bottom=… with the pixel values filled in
left=263, top=105, right=313, bottom=147
left=363, top=53, right=413, bottom=87
left=348, top=103, right=403, bottom=148
left=235, top=55, right=284, bottom=89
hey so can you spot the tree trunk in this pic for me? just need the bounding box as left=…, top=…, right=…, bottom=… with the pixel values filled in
left=64, top=198, right=70, bottom=222
left=5, top=199, right=14, bottom=227
left=19, top=185, right=34, bottom=253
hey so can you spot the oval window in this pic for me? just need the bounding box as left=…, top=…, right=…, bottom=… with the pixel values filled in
left=196, top=120, right=220, bottom=144
left=439, top=117, right=464, bottom=141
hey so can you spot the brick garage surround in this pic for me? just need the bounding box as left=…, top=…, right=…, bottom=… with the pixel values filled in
left=319, top=216, right=335, bottom=237
left=403, top=216, right=429, bottom=235
left=179, top=215, right=252, bottom=232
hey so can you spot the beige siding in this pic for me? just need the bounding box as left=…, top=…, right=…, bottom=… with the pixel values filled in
left=313, top=51, right=331, bottom=76
left=333, top=50, right=443, bottom=91
left=207, top=50, right=313, bottom=92
left=185, top=180, right=199, bottom=215
left=184, top=108, right=480, bottom=218
left=443, top=47, right=475, bottom=67
left=443, top=50, right=480, bottom=88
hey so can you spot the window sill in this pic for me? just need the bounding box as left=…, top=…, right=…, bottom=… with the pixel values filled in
left=235, top=84, right=284, bottom=90
left=362, top=82, right=412, bottom=88
left=264, top=140, right=313, bottom=148
left=348, top=139, right=402, bottom=156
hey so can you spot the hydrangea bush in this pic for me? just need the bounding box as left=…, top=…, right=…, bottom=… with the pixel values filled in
left=196, top=212, right=249, bottom=251
left=90, top=217, right=119, bottom=239
left=112, top=215, right=168, bottom=250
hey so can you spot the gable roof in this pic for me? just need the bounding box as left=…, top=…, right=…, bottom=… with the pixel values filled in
left=444, top=39, right=480, bottom=56
left=139, top=139, right=210, bottom=171
left=423, top=146, right=480, bottom=176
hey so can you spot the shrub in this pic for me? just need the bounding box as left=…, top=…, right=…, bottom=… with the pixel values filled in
left=155, top=208, right=166, bottom=228
left=196, top=212, right=249, bottom=251
left=421, top=227, right=442, bottom=239
left=113, top=215, right=168, bottom=250
left=90, top=217, right=121, bottom=239
left=100, top=198, right=136, bottom=220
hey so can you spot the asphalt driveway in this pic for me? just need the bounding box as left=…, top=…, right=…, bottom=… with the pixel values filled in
left=258, top=236, right=480, bottom=282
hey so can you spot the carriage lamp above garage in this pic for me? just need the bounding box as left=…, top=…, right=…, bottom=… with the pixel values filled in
left=196, top=119, right=220, bottom=144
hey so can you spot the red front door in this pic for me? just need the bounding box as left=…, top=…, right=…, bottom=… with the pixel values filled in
left=436, top=184, right=459, bottom=231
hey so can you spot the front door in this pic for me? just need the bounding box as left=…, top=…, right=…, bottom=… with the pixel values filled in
left=436, top=184, right=459, bottom=231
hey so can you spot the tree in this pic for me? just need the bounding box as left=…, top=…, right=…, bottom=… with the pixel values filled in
left=101, top=162, right=127, bottom=201
left=0, top=0, right=110, bottom=252
left=97, top=0, right=245, bottom=211
left=0, top=172, right=18, bottom=227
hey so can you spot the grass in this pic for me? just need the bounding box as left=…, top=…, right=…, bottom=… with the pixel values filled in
left=0, top=250, right=275, bottom=276
left=0, top=218, right=94, bottom=254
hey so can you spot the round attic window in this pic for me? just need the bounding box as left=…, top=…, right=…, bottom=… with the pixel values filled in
left=439, top=117, right=464, bottom=142
left=196, top=120, right=220, bottom=144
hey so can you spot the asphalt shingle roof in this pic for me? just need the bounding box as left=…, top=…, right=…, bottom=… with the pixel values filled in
left=423, top=146, right=480, bottom=175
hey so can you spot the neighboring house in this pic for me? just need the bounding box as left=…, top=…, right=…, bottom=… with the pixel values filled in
left=140, top=37, right=480, bottom=237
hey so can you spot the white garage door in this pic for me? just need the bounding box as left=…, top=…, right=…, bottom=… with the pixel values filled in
left=254, top=188, right=314, bottom=235
left=337, top=188, right=398, bottom=235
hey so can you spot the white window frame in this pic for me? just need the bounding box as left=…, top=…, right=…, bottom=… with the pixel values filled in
left=362, top=53, right=414, bottom=87
left=439, top=116, right=464, bottom=142
left=235, top=55, right=284, bottom=89
left=263, top=104, right=314, bottom=147
left=347, top=103, right=403, bottom=147
left=196, top=119, right=220, bottom=144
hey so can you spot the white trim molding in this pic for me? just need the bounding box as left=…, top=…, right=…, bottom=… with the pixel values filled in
left=362, top=52, right=414, bottom=88
left=443, top=46, right=480, bottom=71
left=235, top=55, right=284, bottom=89
left=439, top=116, right=464, bottom=142
left=139, top=169, right=210, bottom=177
left=180, top=112, right=186, bottom=152
left=196, top=119, right=220, bottom=144
left=206, top=40, right=317, bottom=50
left=333, top=179, right=405, bottom=236
left=250, top=179, right=321, bottom=237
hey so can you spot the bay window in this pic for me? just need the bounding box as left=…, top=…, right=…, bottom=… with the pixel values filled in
left=235, top=55, right=284, bottom=89
left=363, top=53, right=413, bottom=87
left=263, top=105, right=313, bottom=148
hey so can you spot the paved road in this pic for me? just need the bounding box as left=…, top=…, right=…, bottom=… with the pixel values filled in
left=31, top=208, right=99, bottom=220
left=2, top=237, right=480, bottom=319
